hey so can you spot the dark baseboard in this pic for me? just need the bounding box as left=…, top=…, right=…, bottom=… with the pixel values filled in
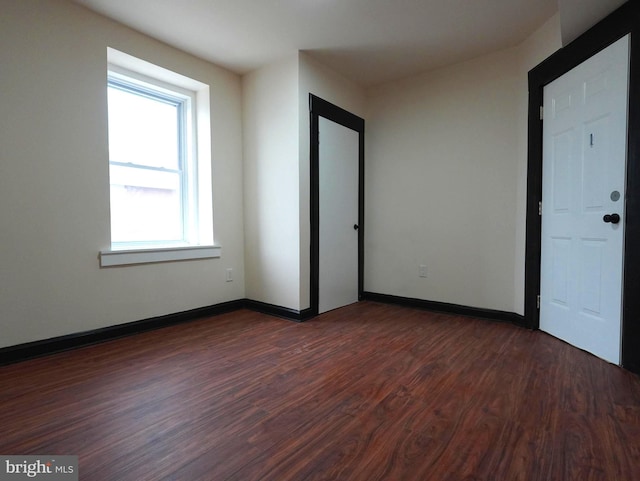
left=362, top=292, right=526, bottom=328
left=0, top=298, right=316, bottom=366
left=244, top=299, right=314, bottom=322
left=0, top=293, right=526, bottom=366
left=0, top=300, right=244, bottom=366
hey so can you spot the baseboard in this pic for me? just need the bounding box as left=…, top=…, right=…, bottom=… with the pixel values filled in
left=0, top=300, right=244, bottom=366
left=362, top=292, right=526, bottom=328
left=244, top=299, right=314, bottom=322
left=0, top=294, right=526, bottom=366
left=0, top=298, right=317, bottom=366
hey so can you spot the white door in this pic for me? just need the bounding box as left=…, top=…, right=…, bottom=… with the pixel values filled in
left=318, top=116, right=359, bottom=313
left=540, top=35, right=629, bottom=364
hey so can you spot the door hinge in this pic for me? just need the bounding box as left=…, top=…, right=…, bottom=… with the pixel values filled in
left=540, top=106, right=544, bottom=120
left=538, top=201, right=542, bottom=216
left=537, top=295, right=541, bottom=309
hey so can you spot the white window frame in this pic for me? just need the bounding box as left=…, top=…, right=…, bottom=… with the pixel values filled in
left=100, top=48, right=219, bottom=267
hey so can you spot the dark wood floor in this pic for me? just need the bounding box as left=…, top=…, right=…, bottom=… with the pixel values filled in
left=1, top=301, right=640, bottom=480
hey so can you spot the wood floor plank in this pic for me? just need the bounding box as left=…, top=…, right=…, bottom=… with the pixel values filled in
left=1, top=301, right=640, bottom=480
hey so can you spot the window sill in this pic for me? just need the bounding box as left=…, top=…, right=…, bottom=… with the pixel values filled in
left=99, top=245, right=221, bottom=267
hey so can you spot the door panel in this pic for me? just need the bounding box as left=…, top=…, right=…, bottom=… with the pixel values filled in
left=550, top=237, right=570, bottom=306
left=580, top=239, right=604, bottom=316
left=318, top=117, right=359, bottom=314
left=582, top=116, right=609, bottom=210
left=540, top=35, right=629, bottom=364
left=552, top=131, right=572, bottom=212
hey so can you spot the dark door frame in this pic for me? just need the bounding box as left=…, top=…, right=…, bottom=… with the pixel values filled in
left=309, top=94, right=365, bottom=316
left=525, top=2, right=640, bottom=373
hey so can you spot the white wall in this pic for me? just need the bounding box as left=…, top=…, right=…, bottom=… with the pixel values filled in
left=241, top=52, right=365, bottom=312
left=0, top=0, right=563, bottom=351
left=364, top=16, right=561, bottom=314
left=298, top=52, right=367, bottom=309
left=0, top=0, right=245, bottom=349
left=242, top=56, right=301, bottom=310
left=559, top=0, right=626, bottom=45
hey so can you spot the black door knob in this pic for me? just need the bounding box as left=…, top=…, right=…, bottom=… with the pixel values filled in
left=603, top=213, right=621, bottom=224
left=353, top=224, right=359, bottom=230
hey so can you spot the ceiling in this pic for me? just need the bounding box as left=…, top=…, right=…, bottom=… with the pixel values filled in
left=73, top=0, right=560, bottom=87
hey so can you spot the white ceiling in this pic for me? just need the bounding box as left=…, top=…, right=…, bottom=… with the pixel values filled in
left=73, top=0, right=560, bottom=87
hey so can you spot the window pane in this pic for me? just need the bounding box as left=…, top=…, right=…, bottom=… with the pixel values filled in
left=109, top=165, right=183, bottom=243
left=108, top=85, right=180, bottom=170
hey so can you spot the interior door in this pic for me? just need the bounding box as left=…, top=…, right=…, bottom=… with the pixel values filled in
left=318, top=116, right=359, bottom=313
left=540, top=35, right=629, bottom=364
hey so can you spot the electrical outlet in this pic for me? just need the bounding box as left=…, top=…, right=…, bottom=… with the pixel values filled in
left=419, top=265, right=428, bottom=278
left=225, top=268, right=233, bottom=282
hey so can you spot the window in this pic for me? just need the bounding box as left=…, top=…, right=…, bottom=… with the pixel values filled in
left=108, top=73, right=193, bottom=246
left=100, top=48, right=218, bottom=267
